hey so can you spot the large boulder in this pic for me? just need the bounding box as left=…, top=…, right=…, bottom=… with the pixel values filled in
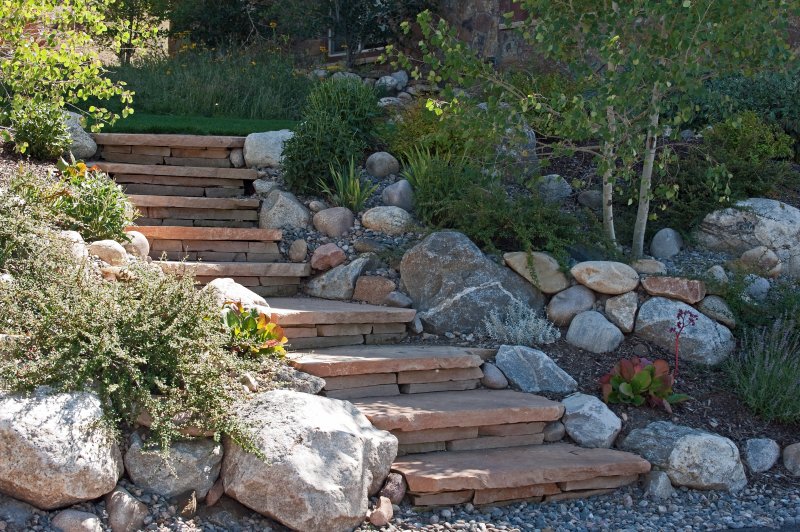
left=620, top=421, right=747, bottom=491
left=565, top=311, right=623, bottom=353
left=604, top=291, right=638, bottom=333
left=88, top=240, right=127, bottom=266
left=366, top=152, right=400, bottom=178
left=494, top=345, right=577, bottom=394
left=634, top=297, right=734, bottom=365
left=571, top=261, right=640, bottom=295
left=206, top=278, right=267, bottom=308
left=650, top=228, right=684, bottom=259
left=222, top=390, right=397, bottom=532
left=381, top=179, right=414, bottom=211
left=695, top=198, right=800, bottom=278
left=0, top=390, right=123, bottom=509
left=304, top=257, right=368, bottom=300
left=536, top=174, right=572, bottom=204
left=259, top=190, right=311, bottom=230
left=124, top=432, right=223, bottom=499
left=313, top=207, right=355, bottom=237
left=243, top=130, right=294, bottom=168
left=546, top=285, right=596, bottom=326
left=64, top=112, right=97, bottom=160
left=361, top=206, right=413, bottom=235
left=503, top=251, right=569, bottom=294
left=561, top=393, right=621, bottom=448
left=400, top=232, right=545, bottom=334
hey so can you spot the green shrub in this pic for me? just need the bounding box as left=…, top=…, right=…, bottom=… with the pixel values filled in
left=720, top=273, right=800, bottom=333
left=10, top=100, right=70, bottom=159
left=305, top=78, right=380, bottom=141
left=704, top=110, right=794, bottom=164
left=318, top=158, right=378, bottom=212
left=0, top=170, right=59, bottom=269
left=282, top=112, right=366, bottom=193
left=727, top=318, right=800, bottom=423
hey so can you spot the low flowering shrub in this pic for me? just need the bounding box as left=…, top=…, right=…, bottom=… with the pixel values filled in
left=600, top=357, right=690, bottom=413
left=222, top=302, right=287, bottom=359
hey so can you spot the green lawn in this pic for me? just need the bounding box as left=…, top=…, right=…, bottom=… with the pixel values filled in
left=102, top=113, right=296, bottom=136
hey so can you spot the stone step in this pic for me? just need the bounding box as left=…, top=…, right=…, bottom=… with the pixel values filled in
left=127, top=226, right=282, bottom=242
left=90, top=162, right=256, bottom=180
left=393, top=443, right=651, bottom=506
left=288, top=345, right=489, bottom=378
left=128, top=195, right=259, bottom=210
left=352, top=389, right=563, bottom=433
left=93, top=133, right=245, bottom=149
left=156, top=261, right=311, bottom=278
left=268, top=298, right=416, bottom=328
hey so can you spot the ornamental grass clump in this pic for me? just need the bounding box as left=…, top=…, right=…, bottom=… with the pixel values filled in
left=482, top=300, right=560, bottom=346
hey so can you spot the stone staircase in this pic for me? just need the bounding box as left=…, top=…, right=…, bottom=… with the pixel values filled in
left=94, top=133, right=651, bottom=509
left=289, top=345, right=651, bottom=507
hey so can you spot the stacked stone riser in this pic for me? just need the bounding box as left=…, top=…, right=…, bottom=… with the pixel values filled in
left=95, top=133, right=245, bottom=169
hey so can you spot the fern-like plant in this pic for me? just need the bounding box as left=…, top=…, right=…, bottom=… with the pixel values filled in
left=317, top=158, right=378, bottom=213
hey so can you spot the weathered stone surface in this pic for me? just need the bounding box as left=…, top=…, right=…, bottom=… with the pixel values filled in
left=561, top=394, right=621, bottom=449
left=641, top=276, right=706, bottom=304
left=61, top=230, right=88, bottom=261
left=375, top=76, right=399, bottom=93
left=504, top=251, right=569, bottom=294
left=105, top=487, right=148, bottom=532
left=243, top=130, right=293, bottom=168
left=743, top=438, right=780, bottom=473
left=0, top=390, right=122, bottom=509
left=366, top=152, right=400, bottom=178
left=368, top=496, right=394, bottom=527
left=696, top=295, right=736, bottom=329
left=695, top=198, right=800, bottom=278
left=577, top=189, right=602, bottom=210
left=353, top=389, right=563, bottom=433
left=313, top=207, right=355, bottom=237
left=571, top=261, right=640, bottom=295
left=124, top=433, right=223, bottom=498
left=206, top=278, right=267, bottom=307
left=230, top=148, right=245, bottom=168
left=88, top=240, right=127, bottom=266
left=536, top=174, right=572, bottom=203
left=272, top=365, right=325, bottom=395
left=783, top=443, right=800, bottom=476
left=391, top=70, right=409, bottom=90
left=635, top=297, right=734, bottom=365
left=546, top=285, right=596, bottom=327
left=480, top=362, right=509, bottom=389
left=382, top=179, right=414, bottom=211
left=643, top=471, right=674, bottom=500
left=0, top=492, right=37, bottom=530
left=222, top=390, right=397, bottom=532
left=122, top=231, right=150, bottom=260
left=650, top=228, right=684, bottom=259
left=379, top=472, right=407, bottom=505
left=392, top=443, right=650, bottom=494
left=543, top=421, right=566, bottom=442
left=304, top=257, right=368, bottom=299
left=620, top=421, right=747, bottom=490
left=383, top=291, right=413, bottom=308
left=353, top=276, right=396, bottom=305
left=630, top=259, right=667, bottom=275
left=288, top=239, right=307, bottom=262
left=400, top=232, right=545, bottom=334
left=565, top=311, right=623, bottom=354
left=310, top=243, right=346, bottom=271
left=259, top=190, right=311, bottom=230
left=253, top=178, right=279, bottom=196
left=495, top=345, right=577, bottom=394
left=604, top=291, right=638, bottom=333
left=362, top=206, right=413, bottom=235
left=739, top=246, right=782, bottom=278
left=744, top=274, right=771, bottom=301
left=64, top=112, right=97, bottom=159
left=52, top=509, right=103, bottom=532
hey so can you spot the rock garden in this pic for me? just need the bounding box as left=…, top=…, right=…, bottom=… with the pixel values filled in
left=2, top=1, right=800, bottom=532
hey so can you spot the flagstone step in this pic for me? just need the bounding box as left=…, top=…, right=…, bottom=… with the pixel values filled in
left=393, top=443, right=651, bottom=506
left=94, top=133, right=245, bottom=148
left=127, top=226, right=282, bottom=242
left=90, top=162, right=256, bottom=180
left=268, top=298, right=416, bottom=327
left=157, top=261, right=310, bottom=278
left=128, top=195, right=259, bottom=209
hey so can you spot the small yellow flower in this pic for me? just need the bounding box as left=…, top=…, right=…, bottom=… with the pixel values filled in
left=251, top=61, right=257, bottom=66
left=319, top=45, right=328, bottom=53
left=269, top=21, right=277, bottom=29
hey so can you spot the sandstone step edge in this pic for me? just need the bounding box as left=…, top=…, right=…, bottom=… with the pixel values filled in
left=126, top=226, right=282, bottom=242
left=93, top=133, right=245, bottom=148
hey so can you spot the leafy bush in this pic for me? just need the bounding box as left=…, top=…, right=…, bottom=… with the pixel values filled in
left=305, top=78, right=381, bottom=141
left=0, top=171, right=60, bottom=269
left=282, top=112, right=366, bottom=193
left=727, top=318, right=800, bottom=423
left=318, top=158, right=378, bottom=212
left=600, top=357, right=690, bottom=413
left=222, top=302, right=287, bottom=359
left=482, top=300, right=560, bottom=346
left=9, top=100, right=71, bottom=159
left=704, top=111, right=794, bottom=164
left=720, top=274, right=800, bottom=333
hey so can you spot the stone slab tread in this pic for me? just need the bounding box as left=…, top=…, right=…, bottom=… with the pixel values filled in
left=93, top=133, right=245, bottom=148
left=89, top=162, right=256, bottom=180
left=268, top=298, right=416, bottom=328
left=127, top=226, right=282, bottom=242
left=156, top=261, right=311, bottom=278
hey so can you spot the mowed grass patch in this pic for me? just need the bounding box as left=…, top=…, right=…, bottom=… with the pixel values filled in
left=102, top=113, right=296, bottom=136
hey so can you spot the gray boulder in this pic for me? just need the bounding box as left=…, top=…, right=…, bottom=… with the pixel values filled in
left=243, top=130, right=294, bottom=168
left=361, top=206, right=413, bottom=235
left=480, top=362, right=509, bottom=389
left=375, top=76, right=399, bottom=94
left=253, top=179, right=279, bottom=196
left=400, top=232, right=545, bottom=334
left=366, top=152, right=400, bottom=178
left=695, top=198, right=800, bottom=278
left=222, top=390, right=397, bottom=532
left=52, top=509, right=103, bottom=532
left=565, top=311, right=623, bottom=354
left=124, top=433, right=223, bottom=498
left=304, top=257, right=368, bottom=300
left=64, top=112, right=97, bottom=160
left=620, top=421, right=747, bottom=491
left=313, top=207, right=355, bottom=237
left=495, top=345, right=576, bottom=394
left=577, top=190, right=603, bottom=210
left=0, top=390, right=123, bottom=509
left=635, top=297, right=734, bottom=365
left=643, top=471, right=675, bottom=500
left=382, top=179, right=414, bottom=211
left=390, top=70, right=409, bottom=91
left=604, top=291, right=638, bottom=333
left=259, top=190, right=311, bottom=230
left=696, top=295, right=736, bottom=329
left=561, top=393, right=621, bottom=448
left=546, top=285, right=596, bottom=326
left=122, top=231, right=149, bottom=260
left=784, top=443, right=800, bottom=476
left=650, top=228, right=684, bottom=259
left=272, top=365, right=325, bottom=395
left=743, top=438, right=780, bottom=473
left=744, top=274, right=770, bottom=302
left=105, top=487, right=148, bottom=532
left=536, top=174, right=572, bottom=204
left=206, top=278, right=267, bottom=308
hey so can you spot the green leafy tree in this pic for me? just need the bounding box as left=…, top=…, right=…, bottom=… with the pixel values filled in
left=395, top=2, right=797, bottom=256
left=0, top=0, right=134, bottom=149
left=102, top=0, right=168, bottom=66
